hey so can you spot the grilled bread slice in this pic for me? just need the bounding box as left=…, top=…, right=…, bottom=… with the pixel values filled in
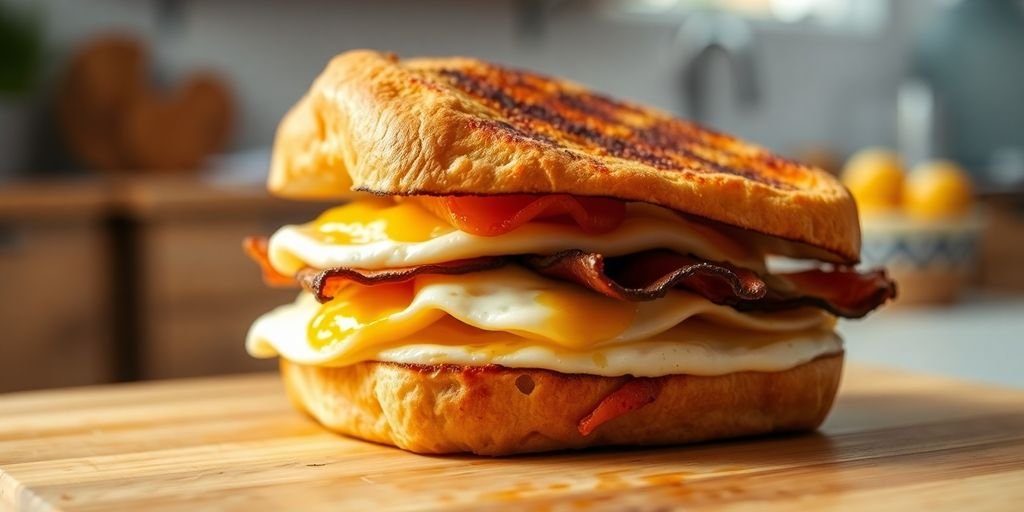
left=281, top=354, right=843, bottom=456
left=270, top=50, right=860, bottom=263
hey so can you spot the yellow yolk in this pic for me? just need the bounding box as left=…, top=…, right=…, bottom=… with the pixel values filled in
left=308, top=199, right=453, bottom=244
left=307, top=280, right=417, bottom=350
left=304, top=268, right=641, bottom=352
left=533, top=289, right=636, bottom=350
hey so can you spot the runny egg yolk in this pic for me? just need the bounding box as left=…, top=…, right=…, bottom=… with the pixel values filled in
left=303, top=267, right=640, bottom=352
left=308, top=199, right=453, bottom=244
left=307, top=280, right=417, bottom=349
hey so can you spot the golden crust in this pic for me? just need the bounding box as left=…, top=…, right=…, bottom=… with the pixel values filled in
left=280, top=353, right=843, bottom=456
left=270, top=50, right=860, bottom=263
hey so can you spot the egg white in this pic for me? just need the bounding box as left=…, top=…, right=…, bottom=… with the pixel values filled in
left=251, top=199, right=841, bottom=376
left=267, top=202, right=765, bottom=275
left=247, top=294, right=841, bottom=377
left=247, top=267, right=839, bottom=376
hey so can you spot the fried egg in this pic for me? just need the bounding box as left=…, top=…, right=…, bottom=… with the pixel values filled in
left=247, top=266, right=839, bottom=376
left=266, top=199, right=765, bottom=275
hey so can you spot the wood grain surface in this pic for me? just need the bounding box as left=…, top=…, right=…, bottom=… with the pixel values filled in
left=1, top=365, right=1023, bottom=511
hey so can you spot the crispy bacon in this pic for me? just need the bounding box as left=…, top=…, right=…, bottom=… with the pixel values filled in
left=296, top=257, right=509, bottom=302
left=523, top=249, right=766, bottom=303
left=243, top=235, right=512, bottom=300
left=739, top=268, right=897, bottom=319
left=243, top=237, right=895, bottom=318
left=414, top=194, right=626, bottom=236
left=242, top=237, right=294, bottom=287
left=523, top=250, right=895, bottom=318
left=578, top=378, right=664, bottom=436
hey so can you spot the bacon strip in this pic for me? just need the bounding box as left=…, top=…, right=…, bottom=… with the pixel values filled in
left=578, top=378, right=664, bottom=436
left=414, top=194, right=626, bottom=236
left=242, top=237, right=294, bottom=287
left=523, top=249, right=767, bottom=303
left=523, top=249, right=895, bottom=318
left=244, top=237, right=894, bottom=317
left=740, top=268, right=897, bottom=319
left=297, top=257, right=509, bottom=302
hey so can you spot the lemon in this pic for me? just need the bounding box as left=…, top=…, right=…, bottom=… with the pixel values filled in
left=904, top=160, right=974, bottom=220
left=841, top=148, right=905, bottom=215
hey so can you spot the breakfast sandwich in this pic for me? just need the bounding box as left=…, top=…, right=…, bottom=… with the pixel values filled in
left=245, top=50, right=895, bottom=455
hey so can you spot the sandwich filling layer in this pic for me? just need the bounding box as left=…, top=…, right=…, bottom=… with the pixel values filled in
left=245, top=196, right=871, bottom=377
left=267, top=199, right=766, bottom=275
left=246, top=288, right=841, bottom=377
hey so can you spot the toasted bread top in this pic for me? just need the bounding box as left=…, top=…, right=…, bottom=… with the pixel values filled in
left=270, top=50, right=860, bottom=263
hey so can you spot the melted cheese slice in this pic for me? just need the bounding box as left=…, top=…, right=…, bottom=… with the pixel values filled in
left=266, top=199, right=764, bottom=275
left=247, top=267, right=840, bottom=376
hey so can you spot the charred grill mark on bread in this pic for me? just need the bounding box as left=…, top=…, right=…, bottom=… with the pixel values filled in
left=436, top=67, right=804, bottom=190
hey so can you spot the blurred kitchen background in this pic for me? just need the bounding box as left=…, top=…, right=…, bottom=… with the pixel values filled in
left=1, top=0, right=1022, bottom=392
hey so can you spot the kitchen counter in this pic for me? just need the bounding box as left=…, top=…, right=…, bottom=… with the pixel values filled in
left=2, top=365, right=1024, bottom=511
left=840, top=295, right=1024, bottom=388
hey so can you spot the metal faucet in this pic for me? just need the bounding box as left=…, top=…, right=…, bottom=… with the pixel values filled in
left=675, top=11, right=759, bottom=123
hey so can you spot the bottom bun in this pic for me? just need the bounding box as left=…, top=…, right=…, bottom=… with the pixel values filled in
left=280, top=354, right=843, bottom=456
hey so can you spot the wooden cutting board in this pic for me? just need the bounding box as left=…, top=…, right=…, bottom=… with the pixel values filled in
left=2, top=365, right=1023, bottom=511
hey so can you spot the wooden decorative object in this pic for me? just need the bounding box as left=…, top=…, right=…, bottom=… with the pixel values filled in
left=57, top=35, right=146, bottom=171
left=57, top=34, right=234, bottom=172
left=119, top=72, right=234, bottom=171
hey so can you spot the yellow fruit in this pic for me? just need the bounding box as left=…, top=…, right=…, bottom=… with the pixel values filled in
left=841, top=148, right=905, bottom=214
left=904, top=160, right=974, bottom=220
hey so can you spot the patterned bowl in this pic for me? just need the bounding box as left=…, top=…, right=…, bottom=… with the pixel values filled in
left=860, top=213, right=984, bottom=304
